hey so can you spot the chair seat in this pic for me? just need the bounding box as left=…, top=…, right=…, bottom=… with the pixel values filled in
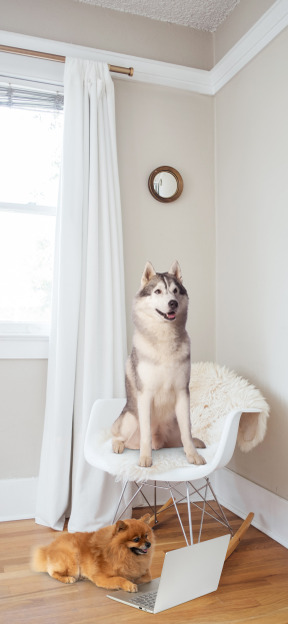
left=85, top=425, right=218, bottom=482
left=84, top=398, right=252, bottom=483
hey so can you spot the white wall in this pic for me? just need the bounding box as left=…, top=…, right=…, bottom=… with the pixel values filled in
left=215, top=27, right=288, bottom=499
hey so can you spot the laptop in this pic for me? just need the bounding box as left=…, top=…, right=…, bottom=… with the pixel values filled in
left=107, top=533, right=230, bottom=614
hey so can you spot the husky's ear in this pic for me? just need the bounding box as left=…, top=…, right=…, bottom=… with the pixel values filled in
left=141, top=261, right=156, bottom=288
left=169, top=260, right=182, bottom=283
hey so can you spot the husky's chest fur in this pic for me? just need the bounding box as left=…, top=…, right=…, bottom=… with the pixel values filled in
left=131, top=320, right=190, bottom=399
left=111, top=261, right=205, bottom=468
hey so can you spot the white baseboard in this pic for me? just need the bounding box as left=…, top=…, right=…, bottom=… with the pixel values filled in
left=1, top=473, right=288, bottom=550
left=0, top=477, right=38, bottom=521
left=211, top=468, right=288, bottom=549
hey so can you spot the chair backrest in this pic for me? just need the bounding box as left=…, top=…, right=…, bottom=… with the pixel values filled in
left=207, top=406, right=258, bottom=472
left=90, top=398, right=126, bottom=433
left=209, top=409, right=242, bottom=470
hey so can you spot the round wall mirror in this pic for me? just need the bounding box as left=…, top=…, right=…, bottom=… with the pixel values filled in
left=148, top=166, right=183, bottom=203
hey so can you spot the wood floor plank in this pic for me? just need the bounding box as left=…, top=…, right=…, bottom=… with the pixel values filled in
left=1, top=504, right=288, bottom=624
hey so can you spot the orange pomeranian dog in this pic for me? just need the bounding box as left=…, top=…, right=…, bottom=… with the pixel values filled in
left=31, top=514, right=155, bottom=593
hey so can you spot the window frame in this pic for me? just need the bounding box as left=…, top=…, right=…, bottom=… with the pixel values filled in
left=0, top=51, right=64, bottom=359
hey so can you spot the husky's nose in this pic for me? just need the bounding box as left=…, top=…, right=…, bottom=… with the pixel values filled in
left=169, top=300, right=178, bottom=310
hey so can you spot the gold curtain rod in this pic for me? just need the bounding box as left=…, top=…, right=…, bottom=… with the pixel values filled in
left=0, top=44, right=134, bottom=76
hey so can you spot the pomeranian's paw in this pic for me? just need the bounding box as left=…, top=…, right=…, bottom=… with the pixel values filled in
left=186, top=451, right=206, bottom=465
left=112, top=439, right=125, bottom=454
left=65, top=576, right=77, bottom=584
left=123, top=581, right=138, bottom=592
left=139, top=455, right=152, bottom=467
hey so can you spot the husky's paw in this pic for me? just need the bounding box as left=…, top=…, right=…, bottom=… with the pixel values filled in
left=112, top=439, right=125, bottom=454
left=192, top=437, right=206, bottom=449
left=186, top=451, right=206, bottom=465
left=139, top=455, right=152, bottom=467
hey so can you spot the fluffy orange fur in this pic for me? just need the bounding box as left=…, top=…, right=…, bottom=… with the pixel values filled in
left=31, top=515, right=155, bottom=592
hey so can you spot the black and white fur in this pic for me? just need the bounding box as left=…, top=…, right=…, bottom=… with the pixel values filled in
left=111, top=261, right=205, bottom=467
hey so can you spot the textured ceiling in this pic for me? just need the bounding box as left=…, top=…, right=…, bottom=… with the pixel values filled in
left=78, top=0, right=241, bottom=32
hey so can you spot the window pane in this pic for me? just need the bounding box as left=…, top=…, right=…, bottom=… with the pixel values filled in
left=0, top=107, right=62, bottom=207
left=0, top=100, right=63, bottom=338
left=0, top=211, right=55, bottom=328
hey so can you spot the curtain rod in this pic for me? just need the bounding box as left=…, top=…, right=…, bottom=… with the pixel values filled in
left=0, top=44, right=134, bottom=76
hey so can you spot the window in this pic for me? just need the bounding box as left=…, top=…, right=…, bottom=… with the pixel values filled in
left=0, top=78, right=64, bottom=357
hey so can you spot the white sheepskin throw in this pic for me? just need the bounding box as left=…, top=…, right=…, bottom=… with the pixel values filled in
left=190, top=362, right=270, bottom=452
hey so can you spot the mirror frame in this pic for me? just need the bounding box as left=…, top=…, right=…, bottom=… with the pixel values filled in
left=148, top=166, right=183, bottom=203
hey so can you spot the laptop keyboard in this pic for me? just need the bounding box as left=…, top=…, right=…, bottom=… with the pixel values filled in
left=130, top=590, right=158, bottom=611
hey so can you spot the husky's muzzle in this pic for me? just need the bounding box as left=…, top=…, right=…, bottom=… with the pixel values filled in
left=156, top=299, right=178, bottom=321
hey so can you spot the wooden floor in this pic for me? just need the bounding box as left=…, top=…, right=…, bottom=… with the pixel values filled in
left=1, top=504, right=288, bottom=624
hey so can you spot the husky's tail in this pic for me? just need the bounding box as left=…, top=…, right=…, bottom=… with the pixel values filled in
left=30, top=545, right=48, bottom=572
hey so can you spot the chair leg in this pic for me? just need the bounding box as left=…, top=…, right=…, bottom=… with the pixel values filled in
left=113, top=478, right=235, bottom=547
left=112, top=480, right=129, bottom=523
left=168, top=482, right=189, bottom=546
left=149, top=479, right=234, bottom=543
left=198, top=480, right=208, bottom=542
left=206, top=478, right=234, bottom=536
left=186, top=481, right=193, bottom=545
left=225, top=513, right=254, bottom=560
left=153, top=481, right=158, bottom=524
left=113, top=481, right=144, bottom=522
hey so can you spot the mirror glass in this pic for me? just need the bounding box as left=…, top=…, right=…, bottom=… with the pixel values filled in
left=148, top=166, right=183, bottom=203
left=153, top=171, right=178, bottom=198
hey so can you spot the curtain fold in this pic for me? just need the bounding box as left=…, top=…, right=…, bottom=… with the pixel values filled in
left=35, top=58, right=129, bottom=532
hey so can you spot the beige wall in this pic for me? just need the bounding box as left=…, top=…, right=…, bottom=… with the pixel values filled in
left=0, top=0, right=213, bottom=69
left=213, top=0, right=276, bottom=63
left=0, top=360, right=47, bottom=478
left=1, top=0, right=287, bottom=507
left=0, top=75, right=215, bottom=480
left=115, top=80, right=215, bottom=354
left=215, top=28, right=288, bottom=499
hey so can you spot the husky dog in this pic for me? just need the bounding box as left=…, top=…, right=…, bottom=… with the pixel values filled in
left=111, top=261, right=206, bottom=468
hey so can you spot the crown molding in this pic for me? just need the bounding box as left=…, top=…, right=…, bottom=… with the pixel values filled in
left=0, top=0, right=287, bottom=94
left=211, top=0, right=288, bottom=94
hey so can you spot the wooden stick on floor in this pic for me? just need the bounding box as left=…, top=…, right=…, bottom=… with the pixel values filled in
left=149, top=500, right=254, bottom=561
left=148, top=498, right=173, bottom=525
left=225, top=512, right=254, bottom=560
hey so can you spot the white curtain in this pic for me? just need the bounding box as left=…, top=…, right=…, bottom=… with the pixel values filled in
left=35, top=58, right=129, bottom=532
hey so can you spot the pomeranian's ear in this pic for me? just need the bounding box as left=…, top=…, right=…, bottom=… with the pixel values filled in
left=115, top=520, right=127, bottom=533
left=168, top=260, right=182, bottom=282
left=141, top=261, right=156, bottom=288
left=140, top=513, right=151, bottom=524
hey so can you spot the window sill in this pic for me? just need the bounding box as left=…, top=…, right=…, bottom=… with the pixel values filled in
left=0, top=335, right=49, bottom=359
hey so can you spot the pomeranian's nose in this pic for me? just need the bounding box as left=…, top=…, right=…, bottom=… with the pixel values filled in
left=169, top=300, right=178, bottom=310
left=145, top=541, right=151, bottom=549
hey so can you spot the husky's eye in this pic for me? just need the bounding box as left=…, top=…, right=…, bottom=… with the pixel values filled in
left=154, top=289, right=161, bottom=295
left=133, top=537, right=140, bottom=542
left=173, top=288, right=178, bottom=294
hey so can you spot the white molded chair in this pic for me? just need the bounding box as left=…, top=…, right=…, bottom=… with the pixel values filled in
left=84, top=399, right=255, bottom=545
